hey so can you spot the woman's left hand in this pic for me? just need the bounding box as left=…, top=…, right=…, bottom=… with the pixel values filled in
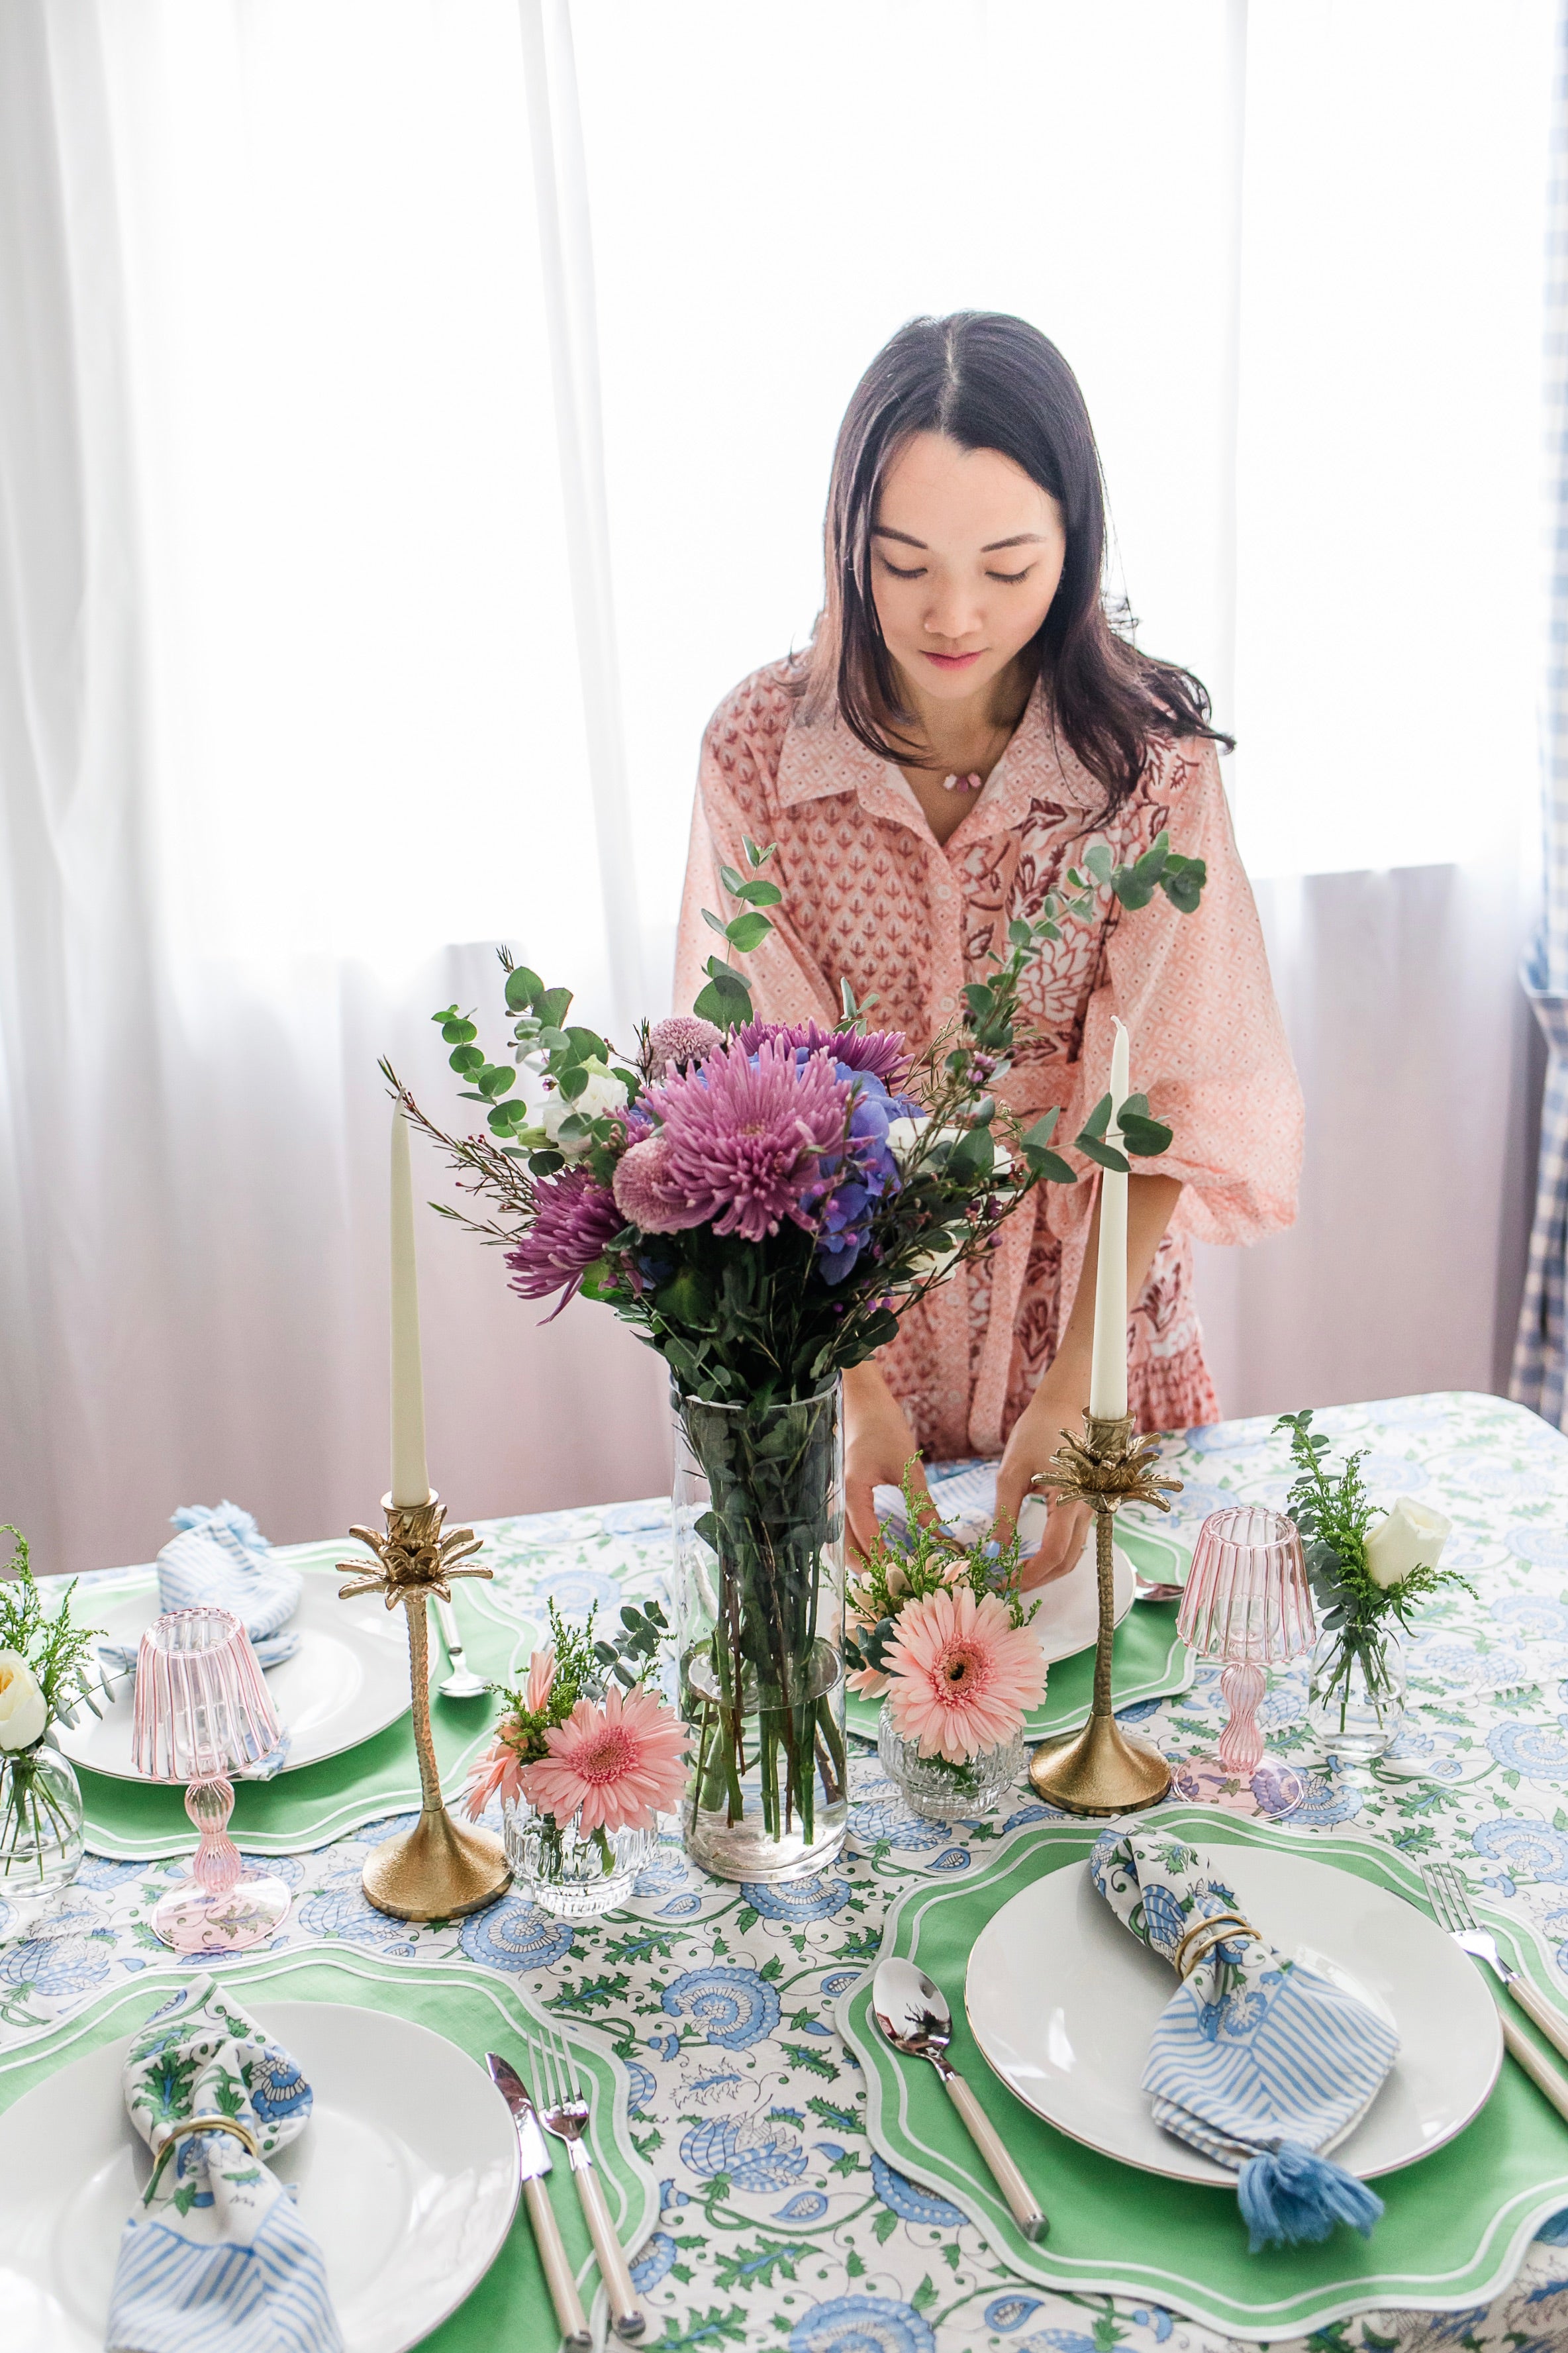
left=993, top=1369, right=1095, bottom=1589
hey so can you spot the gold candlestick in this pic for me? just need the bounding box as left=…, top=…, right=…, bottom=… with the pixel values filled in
left=1027, top=1413, right=1181, bottom=1817
left=338, top=1492, right=511, bottom=1920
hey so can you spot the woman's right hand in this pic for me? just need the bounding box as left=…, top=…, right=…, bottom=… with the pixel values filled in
left=843, top=1362, right=934, bottom=1560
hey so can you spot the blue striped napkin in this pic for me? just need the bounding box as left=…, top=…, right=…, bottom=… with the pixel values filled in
left=1091, top=1829, right=1398, bottom=2250
left=108, top=1974, right=342, bottom=2353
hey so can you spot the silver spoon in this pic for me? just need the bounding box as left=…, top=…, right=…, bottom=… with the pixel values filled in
left=432, top=1595, right=487, bottom=1699
left=871, top=1956, right=1047, bottom=2240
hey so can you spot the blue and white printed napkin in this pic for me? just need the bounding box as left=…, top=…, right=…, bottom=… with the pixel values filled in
left=108, top=1974, right=343, bottom=2353
left=1090, top=1828, right=1398, bottom=2250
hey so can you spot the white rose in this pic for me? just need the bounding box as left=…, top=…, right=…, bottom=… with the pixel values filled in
left=540, top=1062, right=629, bottom=1158
left=1363, top=1497, right=1451, bottom=1591
left=905, top=1234, right=965, bottom=1286
left=885, top=1115, right=928, bottom=1169
left=0, top=1650, right=46, bottom=1750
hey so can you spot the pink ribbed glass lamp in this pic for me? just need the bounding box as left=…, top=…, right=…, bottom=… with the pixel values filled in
left=1173, top=1505, right=1316, bottom=1820
left=133, top=1606, right=293, bottom=1951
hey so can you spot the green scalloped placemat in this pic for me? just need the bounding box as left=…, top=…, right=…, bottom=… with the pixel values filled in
left=837, top=1807, right=1568, bottom=2340
left=78, top=1564, right=534, bottom=1860
left=846, top=1596, right=1192, bottom=1747
left=0, top=1942, right=656, bottom=2352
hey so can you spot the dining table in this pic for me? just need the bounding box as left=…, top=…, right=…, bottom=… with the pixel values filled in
left=6, top=1386, right=1568, bottom=2353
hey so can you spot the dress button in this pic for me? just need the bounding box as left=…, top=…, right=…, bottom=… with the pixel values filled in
left=936, top=883, right=952, bottom=901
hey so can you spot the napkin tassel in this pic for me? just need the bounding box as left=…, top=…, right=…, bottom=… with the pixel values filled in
left=1237, top=2142, right=1383, bottom=2252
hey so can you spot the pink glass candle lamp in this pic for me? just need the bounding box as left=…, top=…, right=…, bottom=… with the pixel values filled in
left=133, top=1606, right=293, bottom=1951
left=1173, top=1505, right=1316, bottom=1819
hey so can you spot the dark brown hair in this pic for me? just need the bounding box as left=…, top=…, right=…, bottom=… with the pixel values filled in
left=802, top=311, right=1231, bottom=807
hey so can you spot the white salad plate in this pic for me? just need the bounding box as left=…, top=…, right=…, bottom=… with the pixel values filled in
left=1026, top=1525, right=1135, bottom=1666
left=56, top=1568, right=421, bottom=1779
left=0, top=2001, right=518, bottom=2353
left=964, top=1845, right=1502, bottom=2184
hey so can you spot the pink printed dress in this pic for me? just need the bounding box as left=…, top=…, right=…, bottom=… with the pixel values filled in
left=674, top=658, right=1304, bottom=1456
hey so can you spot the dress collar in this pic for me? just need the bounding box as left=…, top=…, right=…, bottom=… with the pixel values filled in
left=775, top=675, right=1104, bottom=838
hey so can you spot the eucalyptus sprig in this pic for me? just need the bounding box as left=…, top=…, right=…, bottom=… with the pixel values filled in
left=1275, top=1412, right=1469, bottom=1637
left=0, top=1528, right=104, bottom=1736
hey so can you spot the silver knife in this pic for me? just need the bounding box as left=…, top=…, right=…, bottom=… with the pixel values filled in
left=487, top=2053, right=591, bottom=2348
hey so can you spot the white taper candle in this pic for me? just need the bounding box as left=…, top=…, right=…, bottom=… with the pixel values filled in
left=389, top=1109, right=432, bottom=1507
left=1087, top=1019, right=1131, bottom=1421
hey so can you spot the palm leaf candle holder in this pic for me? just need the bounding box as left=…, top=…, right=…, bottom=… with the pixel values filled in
left=337, top=1493, right=509, bottom=1921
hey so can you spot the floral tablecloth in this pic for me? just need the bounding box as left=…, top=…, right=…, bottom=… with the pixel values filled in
left=7, top=1388, right=1568, bottom=2353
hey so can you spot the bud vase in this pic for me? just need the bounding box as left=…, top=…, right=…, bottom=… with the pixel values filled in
left=500, top=1793, right=656, bottom=1920
left=1306, top=1623, right=1406, bottom=1762
left=0, top=1740, right=85, bottom=1899
left=877, top=1698, right=1024, bottom=1821
left=672, top=1381, right=848, bottom=1883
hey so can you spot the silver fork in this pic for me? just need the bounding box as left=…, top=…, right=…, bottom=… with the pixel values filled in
left=528, top=2030, right=646, bottom=2342
left=1424, top=1861, right=1568, bottom=2064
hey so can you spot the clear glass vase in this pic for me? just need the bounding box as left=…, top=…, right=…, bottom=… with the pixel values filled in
left=0, top=1740, right=85, bottom=1897
left=501, top=1794, right=656, bottom=1919
left=1306, top=1622, right=1406, bottom=1762
left=672, top=1381, right=848, bottom=1883
left=877, top=1697, right=1024, bottom=1821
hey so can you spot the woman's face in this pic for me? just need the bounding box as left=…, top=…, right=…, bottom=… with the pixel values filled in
left=869, top=431, right=1067, bottom=710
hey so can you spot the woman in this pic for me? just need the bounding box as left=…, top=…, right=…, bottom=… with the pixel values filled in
left=675, top=313, right=1302, bottom=1582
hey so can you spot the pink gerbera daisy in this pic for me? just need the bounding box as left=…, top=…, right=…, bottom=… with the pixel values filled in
left=464, top=1732, right=527, bottom=1820
left=883, top=1587, right=1046, bottom=1764
left=518, top=1684, right=689, bottom=1836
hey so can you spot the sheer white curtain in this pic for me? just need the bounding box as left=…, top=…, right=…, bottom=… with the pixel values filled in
left=0, top=1, right=1555, bottom=1577
left=0, top=0, right=669, bottom=1577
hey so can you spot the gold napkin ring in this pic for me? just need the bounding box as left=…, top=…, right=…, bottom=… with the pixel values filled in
left=152, top=2113, right=262, bottom=2179
left=1172, top=1910, right=1261, bottom=1979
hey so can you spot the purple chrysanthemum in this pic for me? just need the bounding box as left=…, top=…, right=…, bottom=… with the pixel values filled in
left=646, top=1037, right=851, bottom=1240
left=506, top=1168, right=624, bottom=1316
left=612, top=1136, right=707, bottom=1235
left=736, top=1017, right=910, bottom=1087
left=647, top=1014, right=722, bottom=1074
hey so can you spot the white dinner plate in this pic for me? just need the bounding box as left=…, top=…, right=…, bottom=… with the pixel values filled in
left=57, top=1568, right=422, bottom=1779
left=964, top=1846, right=1502, bottom=2183
left=0, top=2001, right=518, bottom=2353
left=1026, top=1525, right=1136, bottom=1667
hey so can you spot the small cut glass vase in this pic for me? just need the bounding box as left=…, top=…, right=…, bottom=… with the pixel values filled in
left=0, top=1739, right=85, bottom=1901
left=671, top=1381, right=849, bottom=1883
left=877, top=1698, right=1024, bottom=1822
left=1306, top=1622, right=1406, bottom=1763
left=501, top=1794, right=656, bottom=1920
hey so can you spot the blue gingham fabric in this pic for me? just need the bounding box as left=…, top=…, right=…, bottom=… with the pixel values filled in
left=1512, top=9, right=1568, bottom=1427
left=1091, top=1829, right=1397, bottom=2250
left=107, top=1974, right=342, bottom=2353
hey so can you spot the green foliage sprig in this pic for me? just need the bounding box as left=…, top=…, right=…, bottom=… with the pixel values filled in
left=1276, top=1411, right=1469, bottom=1638
left=0, top=1528, right=103, bottom=1738
left=844, top=1464, right=1035, bottom=1683
left=692, top=836, right=782, bottom=1030
left=487, top=1597, right=667, bottom=1768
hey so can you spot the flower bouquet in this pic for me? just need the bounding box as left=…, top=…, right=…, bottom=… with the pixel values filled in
left=391, top=836, right=1195, bottom=1879
left=1279, top=1411, right=1468, bottom=1761
left=464, top=1600, right=687, bottom=1917
left=0, top=1528, right=103, bottom=1897
left=847, top=1472, right=1047, bottom=1819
